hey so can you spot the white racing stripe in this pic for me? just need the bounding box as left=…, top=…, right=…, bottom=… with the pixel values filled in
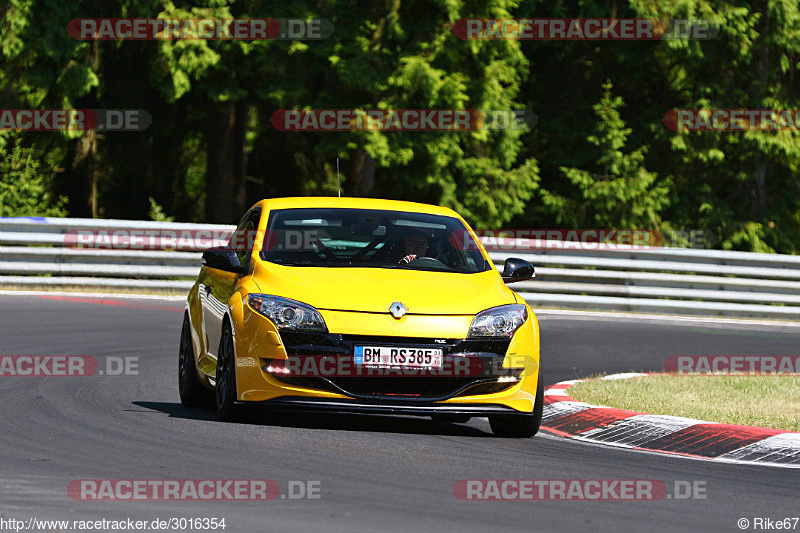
left=534, top=309, right=800, bottom=328
left=0, top=289, right=186, bottom=301
left=599, top=372, right=649, bottom=380
left=578, top=414, right=710, bottom=446
left=716, top=433, right=800, bottom=466
left=552, top=379, right=584, bottom=385
left=541, top=400, right=595, bottom=421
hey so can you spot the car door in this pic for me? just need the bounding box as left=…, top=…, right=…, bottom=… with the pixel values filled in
left=199, top=207, right=261, bottom=369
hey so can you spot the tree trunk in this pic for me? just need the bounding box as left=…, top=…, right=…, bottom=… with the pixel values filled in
left=60, top=131, right=97, bottom=218
left=345, top=150, right=376, bottom=196
left=750, top=13, right=770, bottom=219
left=58, top=40, right=100, bottom=218
left=205, top=101, right=248, bottom=223
left=751, top=156, right=767, bottom=218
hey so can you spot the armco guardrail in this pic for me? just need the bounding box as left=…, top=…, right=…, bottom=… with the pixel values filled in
left=0, top=217, right=226, bottom=294
left=1, top=217, right=799, bottom=319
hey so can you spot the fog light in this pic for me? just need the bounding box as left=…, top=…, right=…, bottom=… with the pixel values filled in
left=262, top=359, right=291, bottom=374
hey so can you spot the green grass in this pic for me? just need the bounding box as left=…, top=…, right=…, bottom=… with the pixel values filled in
left=568, top=375, right=800, bottom=432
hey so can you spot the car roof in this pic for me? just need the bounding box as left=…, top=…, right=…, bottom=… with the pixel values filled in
left=253, top=197, right=462, bottom=218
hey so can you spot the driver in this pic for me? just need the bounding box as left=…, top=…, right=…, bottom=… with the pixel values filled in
left=399, top=232, right=430, bottom=264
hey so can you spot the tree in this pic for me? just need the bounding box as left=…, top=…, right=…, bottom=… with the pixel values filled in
left=631, top=0, right=800, bottom=252
left=538, top=81, right=670, bottom=229
left=0, top=133, right=67, bottom=217
left=243, top=0, right=540, bottom=227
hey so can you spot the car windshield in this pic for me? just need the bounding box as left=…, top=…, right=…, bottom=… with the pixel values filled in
left=261, top=208, right=490, bottom=273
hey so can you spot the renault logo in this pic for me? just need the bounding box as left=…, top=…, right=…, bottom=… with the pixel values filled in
left=389, top=302, right=408, bottom=319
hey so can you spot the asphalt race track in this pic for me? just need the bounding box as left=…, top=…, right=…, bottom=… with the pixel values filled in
left=0, top=293, right=798, bottom=532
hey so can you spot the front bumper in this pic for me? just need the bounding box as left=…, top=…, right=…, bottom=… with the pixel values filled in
left=230, top=305, right=541, bottom=414
left=236, top=396, right=523, bottom=417
left=270, top=332, right=518, bottom=401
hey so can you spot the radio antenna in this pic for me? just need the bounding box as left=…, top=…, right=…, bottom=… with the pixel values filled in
left=336, top=158, right=341, bottom=197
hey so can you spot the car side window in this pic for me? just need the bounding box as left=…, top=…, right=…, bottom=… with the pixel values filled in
left=229, top=208, right=261, bottom=270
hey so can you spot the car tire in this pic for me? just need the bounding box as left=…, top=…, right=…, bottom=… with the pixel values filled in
left=431, top=414, right=471, bottom=423
left=178, top=314, right=213, bottom=408
left=488, top=366, right=544, bottom=438
left=215, top=321, right=242, bottom=422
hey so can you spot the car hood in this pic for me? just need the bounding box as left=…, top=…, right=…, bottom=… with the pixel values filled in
left=252, top=262, right=516, bottom=315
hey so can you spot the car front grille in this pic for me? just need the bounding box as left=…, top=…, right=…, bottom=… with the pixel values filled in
left=279, top=332, right=510, bottom=358
left=268, top=332, right=516, bottom=401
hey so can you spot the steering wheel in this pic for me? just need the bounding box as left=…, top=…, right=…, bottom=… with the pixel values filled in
left=400, top=256, right=448, bottom=269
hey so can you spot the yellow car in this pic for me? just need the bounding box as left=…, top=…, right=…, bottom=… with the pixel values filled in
left=179, top=197, right=542, bottom=437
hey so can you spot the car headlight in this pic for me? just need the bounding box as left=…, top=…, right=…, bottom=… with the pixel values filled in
left=247, top=294, right=327, bottom=332
left=468, top=304, right=527, bottom=338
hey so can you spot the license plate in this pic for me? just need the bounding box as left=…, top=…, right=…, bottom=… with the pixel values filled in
left=354, top=346, right=444, bottom=368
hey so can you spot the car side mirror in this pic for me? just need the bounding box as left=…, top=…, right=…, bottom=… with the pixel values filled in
left=202, top=246, right=247, bottom=275
left=501, top=257, right=534, bottom=283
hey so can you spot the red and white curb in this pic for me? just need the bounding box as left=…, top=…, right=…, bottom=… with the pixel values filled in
left=541, top=373, right=800, bottom=468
